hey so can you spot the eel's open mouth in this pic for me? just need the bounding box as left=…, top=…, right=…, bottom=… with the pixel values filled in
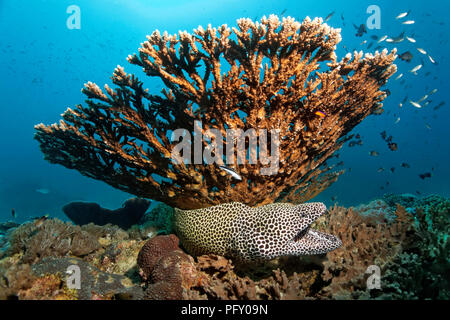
left=293, top=226, right=310, bottom=242
left=291, top=228, right=342, bottom=255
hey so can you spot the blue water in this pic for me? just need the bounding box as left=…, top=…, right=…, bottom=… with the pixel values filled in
left=0, top=0, right=449, bottom=223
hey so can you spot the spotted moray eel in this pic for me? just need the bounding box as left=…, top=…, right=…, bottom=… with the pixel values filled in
left=173, top=202, right=342, bottom=261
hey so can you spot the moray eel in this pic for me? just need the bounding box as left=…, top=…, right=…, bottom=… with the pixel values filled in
left=173, top=202, right=342, bottom=261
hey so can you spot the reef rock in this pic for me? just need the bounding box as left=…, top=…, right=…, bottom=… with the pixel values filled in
left=31, top=257, right=144, bottom=300
left=63, top=197, right=150, bottom=230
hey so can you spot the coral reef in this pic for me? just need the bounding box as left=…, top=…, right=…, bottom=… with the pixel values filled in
left=0, top=221, right=19, bottom=234
left=63, top=197, right=150, bottom=229
left=137, top=234, right=321, bottom=300
left=379, top=197, right=450, bottom=299
left=316, top=204, right=414, bottom=299
left=137, top=234, right=180, bottom=281
left=7, top=219, right=101, bottom=264
left=0, top=194, right=448, bottom=300
left=30, top=257, right=144, bottom=300
left=128, top=203, right=175, bottom=240
left=34, top=15, right=396, bottom=210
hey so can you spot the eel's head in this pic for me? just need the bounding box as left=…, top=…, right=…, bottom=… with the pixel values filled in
left=283, top=202, right=342, bottom=256
left=238, top=202, right=342, bottom=260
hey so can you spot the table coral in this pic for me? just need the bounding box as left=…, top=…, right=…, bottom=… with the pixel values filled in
left=34, top=15, right=396, bottom=210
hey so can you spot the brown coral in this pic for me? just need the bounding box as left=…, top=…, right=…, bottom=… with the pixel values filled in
left=137, top=234, right=179, bottom=280
left=34, top=15, right=396, bottom=210
left=7, top=219, right=100, bottom=264
left=317, top=204, right=414, bottom=299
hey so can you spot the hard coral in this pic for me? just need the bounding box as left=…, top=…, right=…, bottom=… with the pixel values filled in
left=145, top=249, right=198, bottom=300
left=34, top=15, right=396, bottom=210
left=7, top=219, right=100, bottom=264
left=137, top=234, right=179, bottom=281
left=317, top=204, right=414, bottom=299
left=380, top=198, right=450, bottom=299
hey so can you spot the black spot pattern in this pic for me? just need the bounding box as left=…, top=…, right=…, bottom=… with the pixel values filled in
left=173, top=202, right=342, bottom=261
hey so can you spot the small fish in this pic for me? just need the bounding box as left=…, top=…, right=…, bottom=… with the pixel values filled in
left=402, top=20, right=415, bottom=25
left=418, top=94, right=428, bottom=103
left=396, top=11, right=409, bottom=19
left=331, top=196, right=338, bottom=201
left=325, top=11, right=335, bottom=22
left=35, top=188, right=50, bottom=194
left=377, top=35, right=388, bottom=43
left=360, top=40, right=367, bottom=45
left=410, top=64, right=422, bottom=74
left=280, top=9, right=287, bottom=15
left=354, top=23, right=367, bottom=37
left=390, top=32, right=405, bottom=43
left=401, top=162, right=410, bottom=168
left=425, top=123, right=432, bottom=130
left=315, top=110, right=326, bottom=118
left=395, top=73, right=403, bottom=80
left=433, top=101, right=445, bottom=110
left=429, top=88, right=438, bottom=95
left=409, top=100, right=422, bottom=108
left=399, top=51, right=413, bottom=62
left=395, top=117, right=401, bottom=124
left=386, top=38, right=394, bottom=43
left=419, top=172, right=431, bottom=180
left=11, top=208, right=16, bottom=219
left=377, top=167, right=385, bottom=173
left=416, top=48, right=427, bottom=55
left=388, top=142, right=398, bottom=151
left=428, top=55, right=436, bottom=64
left=370, top=35, right=378, bottom=40
left=390, top=167, right=395, bottom=173
left=406, top=36, right=416, bottom=43
left=219, top=165, right=242, bottom=181
left=399, top=103, right=403, bottom=108
left=33, top=215, right=49, bottom=228
left=369, top=151, right=379, bottom=156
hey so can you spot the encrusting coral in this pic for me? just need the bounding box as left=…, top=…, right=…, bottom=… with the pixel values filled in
left=34, top=15, right=396, bottom=210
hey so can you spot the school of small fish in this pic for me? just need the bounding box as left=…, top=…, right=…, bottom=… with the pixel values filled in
left=327, top=7, right=443, bottom=191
